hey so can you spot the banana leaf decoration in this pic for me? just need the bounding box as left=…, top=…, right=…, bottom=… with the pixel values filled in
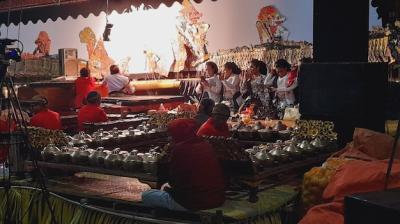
left=0, top=185, right=296, bottom=224
left=0, top=186, right=147, bottom=224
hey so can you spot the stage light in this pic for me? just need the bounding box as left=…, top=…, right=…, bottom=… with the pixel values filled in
left=103, top=23, right=113, bottom=41
left=104, top=3, right=181, bottom=73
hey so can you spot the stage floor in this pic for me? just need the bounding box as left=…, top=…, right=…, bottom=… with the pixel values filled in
left=59, top=95, right=185, bottom=132
left=102, top=95, right=185, bottom=107
left=101, top=95, right=185, bottom=114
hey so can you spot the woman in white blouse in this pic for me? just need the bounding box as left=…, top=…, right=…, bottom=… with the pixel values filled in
left=264, top=70, right=276, bottom=87
left=271, top=59, right=297, bottom=106
left=221, top=62, right=241, bottom=110
left=196, top=61, right=222, bottom=103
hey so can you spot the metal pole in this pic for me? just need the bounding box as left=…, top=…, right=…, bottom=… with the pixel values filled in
left=384, top=119, right=400, bottom=190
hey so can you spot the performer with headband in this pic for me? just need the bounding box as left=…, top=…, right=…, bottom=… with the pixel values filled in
left=30, top=95, right=62, bottom=130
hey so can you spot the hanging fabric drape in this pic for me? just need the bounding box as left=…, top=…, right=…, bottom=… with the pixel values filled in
left=0, top=0, right=218, bottom=25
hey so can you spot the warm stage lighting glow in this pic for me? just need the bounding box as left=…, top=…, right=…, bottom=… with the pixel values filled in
left=0, top=2, right=199, bottom=75
left=104, top=3, right=182, bottom=75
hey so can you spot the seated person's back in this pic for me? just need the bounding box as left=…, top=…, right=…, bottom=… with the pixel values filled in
left=78, top=91, right=108, bottom=131
left=194, top=98, right=215, bottom=127
left=168, top=140, right=225, bottom=209
left=103, top=65, right=134, bottom=94
left=141, top=119, right=225, bottom=211
left=30, top=95, right=62, bottom=130
left=197, top=103, right=231, bottom=138
left=75, top=67, right=96, bottom=108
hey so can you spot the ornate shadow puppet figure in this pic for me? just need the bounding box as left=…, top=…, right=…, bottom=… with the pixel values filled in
left=33, top=31, right=51, bottom=57
left=79, top=27, right=115, bottom=79
left=257, top=5, right=289, bottom=44
left=172, top=0, right=210, bottom=72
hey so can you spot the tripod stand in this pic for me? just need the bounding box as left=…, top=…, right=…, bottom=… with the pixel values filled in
left=0, top=71, right=58, bottom=224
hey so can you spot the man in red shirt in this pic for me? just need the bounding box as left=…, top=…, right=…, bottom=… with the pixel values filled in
left=197, top=103, right=231, bottom=138
left=194, top=98, right=215, bottom=127
left=77, top=91, right=108, bottom=131
left=141, top=119, right=225, bottom=211
left=30, top=95, right=62, bottom=130
left=74, top=67, right=96, bottom=108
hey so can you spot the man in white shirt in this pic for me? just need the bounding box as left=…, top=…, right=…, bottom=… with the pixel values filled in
left=103, top=65, right=135, bottom=95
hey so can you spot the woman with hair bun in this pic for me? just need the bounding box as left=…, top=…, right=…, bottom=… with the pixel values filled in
left=195, top=61, right=222, bottom=103
left=221, top=62, right=241, bottom=110
left=236, top=59, right=279, bottom=118
left=248, top=59, right=271, bottom=107
left=271, top=59, right=297, bottom=106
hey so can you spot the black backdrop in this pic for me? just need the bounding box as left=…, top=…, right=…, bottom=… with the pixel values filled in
left=313, top=0, right=370, bottom=62
left=298, top=62, right=388, bottom=146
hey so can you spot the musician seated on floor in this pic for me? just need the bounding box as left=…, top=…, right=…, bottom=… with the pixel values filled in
left=195, top=61, right=222, bottom=103
left=74, top=67, right=96, bottom=109
left=30, top=95, right=62, bottom=130
left=197, top=103, right=231, bottom=138
left=141, top=118, right=225, bottom=211
left=194, top=98, right=215, bottom=127
left=102, top=65, right=135, bottom=96
left=0, top=101, right=17, bottom=163
left=77, top=91, right=108, bottom=131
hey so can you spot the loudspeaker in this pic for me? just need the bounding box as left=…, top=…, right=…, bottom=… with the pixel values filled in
left=345, top=189, right=400, bottom=224
left=298, top=62, right=388, bottom=146
left=313, top=0, right=369, bottom=62
left=59, top=48, right=78, bottom=78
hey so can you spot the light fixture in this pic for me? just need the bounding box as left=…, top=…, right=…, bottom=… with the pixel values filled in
left=103, top=23, right=113, bottom=41
left=103, top=0, right=112, bottom=41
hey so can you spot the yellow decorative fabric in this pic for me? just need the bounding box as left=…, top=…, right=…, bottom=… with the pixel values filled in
left=203, top=185, right=298, bottom=224
left=0, top=185, right=297, bottom=224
